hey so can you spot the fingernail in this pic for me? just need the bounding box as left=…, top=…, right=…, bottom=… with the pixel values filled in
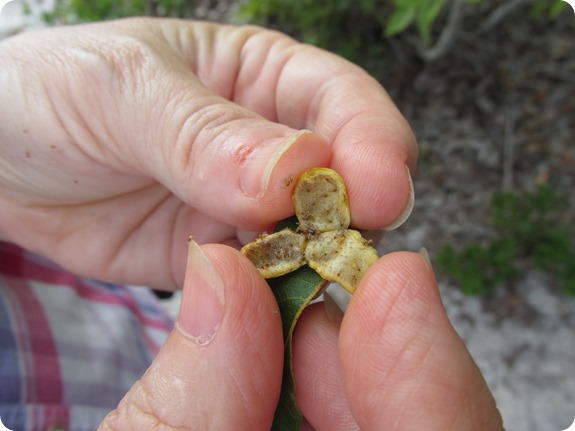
left=419, top=247, right=439, bottom=288
left=383, top=164, right=415, bottom=231
left=177, top=239, right=225, bottom=345
left=324, top=291, right=344, bottom=325
left=240, top=130, right=311, bottom=198
left=419, top=247, right=433, bottom=273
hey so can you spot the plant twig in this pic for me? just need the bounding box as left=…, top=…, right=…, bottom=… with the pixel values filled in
left=502, top=103, right=518, bottom=192
left=417, top=0, right=464, bottom=62
left=480, top=0, right=535, bottom=32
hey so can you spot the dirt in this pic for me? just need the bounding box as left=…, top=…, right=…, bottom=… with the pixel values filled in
left=382, top=4, right=575, bottom=259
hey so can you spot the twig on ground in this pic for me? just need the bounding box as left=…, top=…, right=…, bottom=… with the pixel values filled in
left=502, top=102, right=518, bottom=192
left=480, top=0, right=535, bottom=32
left=417, top=0, right=464, bottom=62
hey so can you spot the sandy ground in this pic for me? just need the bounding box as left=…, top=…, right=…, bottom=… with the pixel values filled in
left=2, top=1, right=574, bottom=430
left=377, top=5, right=575, bottom=429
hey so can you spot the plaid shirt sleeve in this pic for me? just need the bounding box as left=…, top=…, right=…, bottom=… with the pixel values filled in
left=0, top=241, right=174, bottom=431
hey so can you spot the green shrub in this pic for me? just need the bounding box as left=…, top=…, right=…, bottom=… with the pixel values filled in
left=26, top=0, right=572, bottom=68
left=436, top=185, right=575, bottom=295
left=532, top=0, right=569, bottom=18
left=236, top=0, right=462, bottom=49
left=236, top=0, right=390, bottom=70
left=384, top=0, right=447, bottom=45
left=27, top=0, right=198, bottom=24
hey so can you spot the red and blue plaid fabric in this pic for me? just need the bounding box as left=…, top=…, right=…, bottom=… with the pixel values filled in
left=0, top=241, right=174, bottom=431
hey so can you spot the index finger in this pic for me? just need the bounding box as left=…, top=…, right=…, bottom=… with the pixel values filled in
left=276, top=47, right=418, bottom=230
left=235, top=33, right=417, bottom=229
left=167, top=22, right=418, bottom=229
left=340, top=252, right=504, bottom=429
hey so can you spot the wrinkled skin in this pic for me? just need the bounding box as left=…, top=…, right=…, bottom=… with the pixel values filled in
left=0, top=18, right=503, bottom=431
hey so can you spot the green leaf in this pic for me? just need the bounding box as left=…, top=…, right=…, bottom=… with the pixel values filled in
left=268, top=266, right=327, bottom=430
left=416, top=0, right=445, bottom=45
left=268, top=217, right=328, bottom=430
left=385, top=4, right=417, bottom=37
left=550, top=0, right=568, bottom=18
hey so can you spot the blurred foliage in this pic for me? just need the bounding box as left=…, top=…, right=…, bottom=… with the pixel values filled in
left=384, top=0, right=448, bottom=45
left=29, top=0, right=197, bottom=24
left=24, top=0, right=475, bottom=70
left=436, top=185, right=575, bottom=296
left=236, top=0, right=388, bottom=70
left=235, top=0, right=488, bottom=70
left=532, top=0, right=569, bottom=18
left=25, top=0, right=571, bottom=67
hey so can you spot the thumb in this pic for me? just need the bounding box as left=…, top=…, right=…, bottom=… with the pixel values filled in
left=98, top=241, right=284, bottom=430
left=340, top=252, right=504, bottom=430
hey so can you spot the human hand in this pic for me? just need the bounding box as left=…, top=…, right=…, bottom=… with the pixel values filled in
left=97, top=242, right=503, bottom=430
left=0, top=18, right=416, bottom=290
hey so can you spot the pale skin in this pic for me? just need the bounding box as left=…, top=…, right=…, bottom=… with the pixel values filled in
left=0, top=18, right=504, bottom=430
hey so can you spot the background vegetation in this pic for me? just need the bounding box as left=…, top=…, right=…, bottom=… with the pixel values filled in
left=30, top=0, right=570, bottom=70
